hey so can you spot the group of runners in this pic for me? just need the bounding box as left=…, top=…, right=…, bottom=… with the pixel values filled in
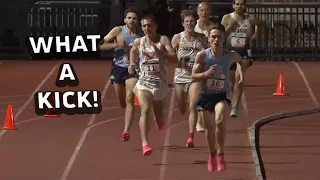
left=99, top=0, right=261, bottom=172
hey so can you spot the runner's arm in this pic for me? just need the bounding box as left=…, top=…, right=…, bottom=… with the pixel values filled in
left=249, top=15, right=262, bottom=40
left=230, top=51, right=243, bottom=83
left=192, top=50, right=207, bottom=82
left=99, top=26, right=121, bottom=51
left=161, top=36, right=177, bottom=61
left=129, top=38, right=141, bottom=66
left=221, top=15, right=234, bottom=36
left=171, top=33, right=180, bottom=54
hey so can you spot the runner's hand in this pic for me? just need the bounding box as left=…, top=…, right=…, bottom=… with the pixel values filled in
left=238, top=72, right=244, bottom=85
left=152, top=43, right=166, bottom=58
left=128, top=64, right=136, bottom=74
left=228, top=19, right=238, bottom=31
left=205, top=65, right=216, bottom=78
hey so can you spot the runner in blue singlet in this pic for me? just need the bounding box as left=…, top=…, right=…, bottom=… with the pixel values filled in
left=192, top=24, right=244, bottom=172
left=99, top=8, right=143, bottom=142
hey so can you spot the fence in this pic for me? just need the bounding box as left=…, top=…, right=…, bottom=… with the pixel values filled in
left=169, top=1, right=320, bottom=60
left=28, top=1, right=101, bottom=37
left=11, top=1, right=320, bottom=60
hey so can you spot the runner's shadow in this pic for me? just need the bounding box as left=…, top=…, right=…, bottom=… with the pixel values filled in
left=245, top=84, right=275, bottom=87
left=263, top=161, right=297, bottom=165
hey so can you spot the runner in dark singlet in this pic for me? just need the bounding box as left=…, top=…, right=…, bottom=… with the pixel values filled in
left=99, top=8, right=143, bottom=141
left=221, top=0, right=262, bottom=117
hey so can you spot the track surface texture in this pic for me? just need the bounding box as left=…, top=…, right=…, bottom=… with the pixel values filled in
left=0, top=60, right=319, bottom=180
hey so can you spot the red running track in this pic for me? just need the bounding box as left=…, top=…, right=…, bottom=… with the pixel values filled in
left=0, top=60, right=318, bottom=180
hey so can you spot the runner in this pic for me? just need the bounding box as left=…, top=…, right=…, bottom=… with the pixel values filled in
left=128, top=14, right=177, bottom=156
left=99, top=8, right=143, bottom=141
left=192, top=24, right=243, bottom=172
left=193, top=1, right=214, bottom=132
left=221, top=0, right=261, bottom=117
left=195, top=1, right=214, bottom=36
left=171, top=9, right=208, bottom=148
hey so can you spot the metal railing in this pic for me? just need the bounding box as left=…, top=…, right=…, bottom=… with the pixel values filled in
left=168, top=1, right=320, bottom=60
left=27, top=1, right=320, bottom=60
left=27, top=1, right=101, bottom=37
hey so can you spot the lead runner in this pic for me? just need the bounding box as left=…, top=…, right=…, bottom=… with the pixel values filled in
left=128, top=14, right=177, bottom=156
left=192, top=24, right=243, bottom=172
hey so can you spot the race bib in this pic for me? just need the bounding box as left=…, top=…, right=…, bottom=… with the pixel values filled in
left=143, top=63, right=160, bottom=77
left=206, top=78, right=225, bottom=91
left=180, top=57, right=194, bottom=70
left=185, top=62, right=194, bottom=69
left=231, top=32, right=247, bottom=48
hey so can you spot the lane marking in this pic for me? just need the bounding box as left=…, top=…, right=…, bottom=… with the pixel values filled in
left=60, top=78, right=111, bottom=180
left=292, top=61, right=319, bottom=106
left=159, top=89, right=176, bottom=180
left=0, top=61, right=61, bottom=141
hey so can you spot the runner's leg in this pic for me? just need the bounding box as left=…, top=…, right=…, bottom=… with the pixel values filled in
left=121, top=77, right=138, bottom=141
left=186, top=82, right=201, bottom=147
left=214, top=100, right=228, bottom=172
left=200, top=110, right=217, bottom=172
left=136, top=89, right=153, bottom=156
left=175, top=83, right=187, bottom=115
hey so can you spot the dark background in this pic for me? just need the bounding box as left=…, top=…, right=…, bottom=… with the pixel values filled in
left=0, top=0, right=234, bottom=60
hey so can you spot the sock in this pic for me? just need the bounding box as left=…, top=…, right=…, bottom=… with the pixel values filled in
left=124, top=123, right=131, bottom=132
left=189, top=133, right=194, bottom=138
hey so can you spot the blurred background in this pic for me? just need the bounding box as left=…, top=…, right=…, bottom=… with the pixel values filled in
left=1, top=0, right=320, bottom=61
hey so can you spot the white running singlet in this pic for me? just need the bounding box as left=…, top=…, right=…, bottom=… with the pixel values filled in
left=134, top=36, right=168, bottom=100
left=174, top=32, right=203, bottom=84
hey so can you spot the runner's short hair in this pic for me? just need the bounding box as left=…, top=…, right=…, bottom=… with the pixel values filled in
left=124, top=8, right=140, bottom=19
left=207, top=24, right=225, bottom=37
left=180, top=9, right=197, bottom=22
left=141, top=14, right=157, bottom=24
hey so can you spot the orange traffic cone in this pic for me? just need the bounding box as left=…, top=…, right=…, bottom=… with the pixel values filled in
left=273, top=74, right=286, bottom=96
left=134, top=96, right=139, bottom=106
left=2, top=105, right=18, bottom=130
left=43, top=94, right=58, bottom=117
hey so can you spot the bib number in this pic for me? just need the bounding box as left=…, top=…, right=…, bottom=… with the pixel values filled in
left=143, top=64, right=160, bottom=77
left=231, top=37, right=246, bottom=48
left=180, top=57, right=194, bottom=70
left=206, top=79, right=225, bottom=91
left=186, top=62, right=194, bottom=69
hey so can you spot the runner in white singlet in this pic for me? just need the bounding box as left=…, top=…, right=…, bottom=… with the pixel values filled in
left=195, top=2, right=214, bottom=37
left=128, top=14, right=177, bottom=156
left=171, top=10, right=208, bottom=148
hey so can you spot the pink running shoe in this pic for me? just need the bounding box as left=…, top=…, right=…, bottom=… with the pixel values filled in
left=208, top=154, right=216, bottom=172
left=185, top=137, right=194, bottom=148
left=142, top=145, right=152, bottom=156
left=216, top=154, right=226, bottom=172
left=122, top=130, right=130, bottom=142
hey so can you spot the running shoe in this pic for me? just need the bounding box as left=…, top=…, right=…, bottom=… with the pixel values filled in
left=142, top=144, right=152, bottom=156
left=185, top=137, right=195, bottom=148
left=208, top=153, right=216, bottom=172
left=122, top=130, right=130, bottom=141
left=216, top=153, right=226, bottom=172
